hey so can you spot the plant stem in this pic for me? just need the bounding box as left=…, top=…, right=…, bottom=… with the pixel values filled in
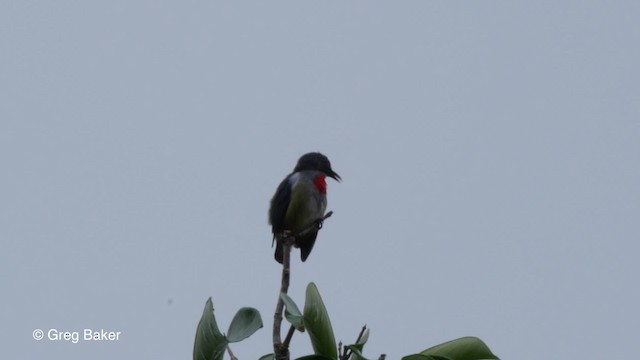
left=273, top=235, right=292, bottom=360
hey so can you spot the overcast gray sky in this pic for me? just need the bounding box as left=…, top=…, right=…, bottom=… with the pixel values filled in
left=1, top=1, right=639, bottom=359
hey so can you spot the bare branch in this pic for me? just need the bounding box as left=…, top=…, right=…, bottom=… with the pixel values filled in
left=272, top=211, right=334, bottom=360
left=273, top=237, right=292, bottom=360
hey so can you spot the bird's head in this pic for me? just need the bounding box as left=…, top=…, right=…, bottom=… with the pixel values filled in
left=294, top=152, right=341, bottom=182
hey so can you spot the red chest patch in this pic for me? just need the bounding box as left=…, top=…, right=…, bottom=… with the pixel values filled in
left=313, top=174, right=327, bottom=194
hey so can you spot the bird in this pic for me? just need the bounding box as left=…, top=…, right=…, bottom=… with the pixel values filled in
left=269, top=152, right=341, bottom=264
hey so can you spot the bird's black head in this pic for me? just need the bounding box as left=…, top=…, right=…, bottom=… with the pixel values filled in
left=294, top=152, right=341, bottom=181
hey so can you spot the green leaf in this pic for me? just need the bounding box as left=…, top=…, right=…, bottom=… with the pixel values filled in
left=402, top=355, right=450, bottom=360
left=295, top=355, right=336, bottom=360
left=226, top=307, right=263, bottom=343
left=356, top=328, right=370, bottom=345
left=347, top=345, right=369, bottom=360
left=303, top=282, right=338, bottom=359
left=258, top=354, right=275, bottom=360
left=281, top=293, right=305, bottom=331
left=193, top=297, right=228, bottom=360
left=346, top=327, right=370, bottom=360
left=420, top=337, right=499, bottom=360
left=402, top=356, right=424, bottom=360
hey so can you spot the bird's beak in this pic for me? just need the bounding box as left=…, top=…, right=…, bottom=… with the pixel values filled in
left=327, top=170, right=341, bottom=182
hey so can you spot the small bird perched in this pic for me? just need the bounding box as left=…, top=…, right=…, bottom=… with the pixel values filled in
left=269, top=152, right=341, bottom=264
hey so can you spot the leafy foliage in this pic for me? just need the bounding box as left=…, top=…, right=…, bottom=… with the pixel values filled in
left=281, top=293, right=304, bottom=331
left=227, top=307, right=263, bottom=343
left=193, top=298, right=263, bottom=360
left=193, top=297, right=227, bottom=360
left=295, top=355, right=337, bottom=360
left=345, top=327, right=370, bottom=360
left=303, top=282, right=338, bottom=359
left=402, top=337, right=500, bottom=360
left=193, top=287, right=500, bottom=360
